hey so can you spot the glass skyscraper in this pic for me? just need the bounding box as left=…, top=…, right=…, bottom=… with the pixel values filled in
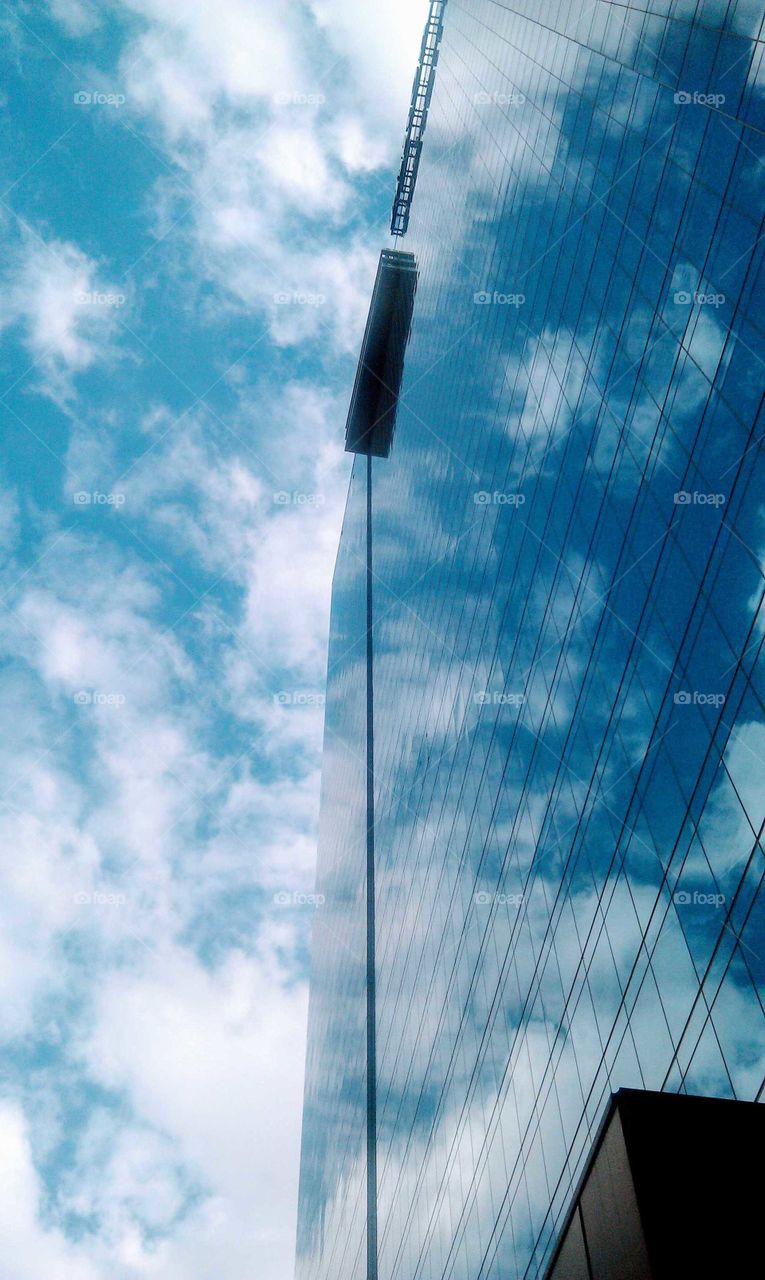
left=296, top=2, right=765, bottom=1278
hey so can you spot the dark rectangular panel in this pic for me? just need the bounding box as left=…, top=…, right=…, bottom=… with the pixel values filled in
left=618, top=1089, right=765, bottom=1280
left=547, top=1090, right=765, bottom=1280
left=345, top=250, right=417, bottom=458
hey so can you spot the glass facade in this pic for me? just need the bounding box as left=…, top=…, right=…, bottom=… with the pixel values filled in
left=297, top=2, right=765, bottom=1279
left=296, top=460, right=369, bottom=1280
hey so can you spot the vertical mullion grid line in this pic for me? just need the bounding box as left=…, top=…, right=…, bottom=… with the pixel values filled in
left=367, top=449, right=379, bottom=1280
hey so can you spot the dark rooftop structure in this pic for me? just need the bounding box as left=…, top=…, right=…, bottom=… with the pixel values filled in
left=544, top=1089, right=765, bottom=1280
left=344, top=250, right=417, bottom=458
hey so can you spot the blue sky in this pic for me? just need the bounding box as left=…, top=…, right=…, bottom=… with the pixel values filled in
left=0, top=1, right=428, bottom=1274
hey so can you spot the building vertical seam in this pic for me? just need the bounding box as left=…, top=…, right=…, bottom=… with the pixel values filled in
left=366, top=451, right=378, bottom=1280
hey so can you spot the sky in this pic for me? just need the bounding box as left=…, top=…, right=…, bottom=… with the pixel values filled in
left=0, top=1, right=430, bottom=1275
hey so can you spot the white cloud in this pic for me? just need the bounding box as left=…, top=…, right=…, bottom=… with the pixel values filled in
left=81, top=944, right=308, bottom=1278
left=328, top=116, right=390, bottom=174
left=0, top=1104, right=100, bottom=1279
left=59, top=1115, right=194, bottom=1244
left=307, top=0, right=432, bottom=132
left=0, top=235, right=124, bottom=398
left=115, top=414, right=267, bottom=578
left=241, top=492, right=344, bottom=675
left=105, top=381, right=349, bottom=679
left=0, top=502, right=329, bottom=1275
left=119, top=0, right=300, bottom=130
left=95, top=0, right=429, bottom=351
left=46, top=0, right=100, bottom=35
left=259, top=123, right=349, bottom=214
